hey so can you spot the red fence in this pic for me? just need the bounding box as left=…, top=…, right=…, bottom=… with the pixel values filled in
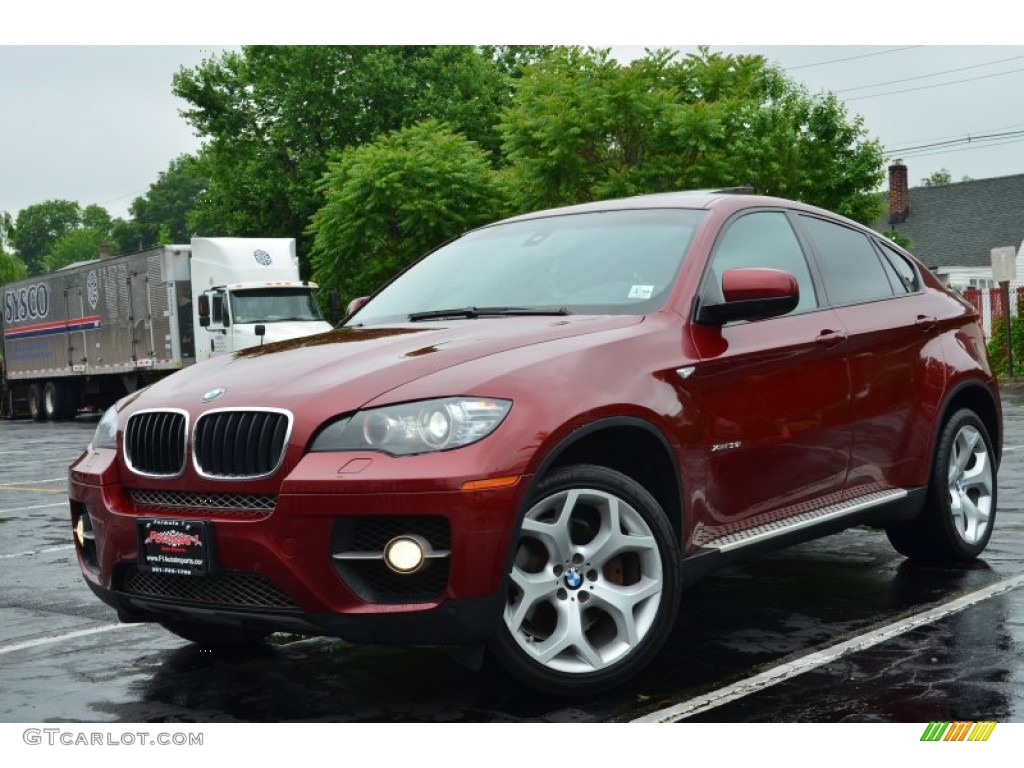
left=962, top=286, right=1024, bottom=336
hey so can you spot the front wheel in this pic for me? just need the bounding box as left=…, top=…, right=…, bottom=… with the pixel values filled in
left=887, top=408, right=997, bottom=562
left=489, top=464, right=681, bottom=695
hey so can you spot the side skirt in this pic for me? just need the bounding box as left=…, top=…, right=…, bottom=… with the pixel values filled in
left=679, top=487, right=927, bottom=587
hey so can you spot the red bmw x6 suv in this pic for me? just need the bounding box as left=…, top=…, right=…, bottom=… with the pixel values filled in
left=70, top=191, right=1001, bottom=695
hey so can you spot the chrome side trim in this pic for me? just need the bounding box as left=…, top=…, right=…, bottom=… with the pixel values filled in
left=704, top=489, right=909, bottom=553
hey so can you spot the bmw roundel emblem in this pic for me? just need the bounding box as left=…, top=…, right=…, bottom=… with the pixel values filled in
left=563, top=567, right=583, bottom=590
left=201, top=387, right=226, bottom=403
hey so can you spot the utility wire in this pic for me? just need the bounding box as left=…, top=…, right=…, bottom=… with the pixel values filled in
left=845, top=65, right=1024, bottom=101
left=786, top=46, right=920, bottom=70
left=888, top=129, right=1024, bottom=155
left=836, top=54, right=1024, bottom=94
left=887, top=136, right=1024, bottom=160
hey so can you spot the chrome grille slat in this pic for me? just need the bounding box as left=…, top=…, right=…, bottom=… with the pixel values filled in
left=194, top=408, right=291, bottom=480
left=124, top=410, right=187, bottom=477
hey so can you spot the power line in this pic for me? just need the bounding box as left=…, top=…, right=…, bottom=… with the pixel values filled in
left=786, top=46, right=920, bottom=71
left=845, top=65, right=1024, bottom=101
left=887, top=135, right=1024, bottom=161
left=888, top=129, right=1024, bottom=155
left=836, top=54, right=1024, bottom=94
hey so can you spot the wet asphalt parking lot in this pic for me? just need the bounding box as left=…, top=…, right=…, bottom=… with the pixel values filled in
left=1, top=387, right=1023, bottom=723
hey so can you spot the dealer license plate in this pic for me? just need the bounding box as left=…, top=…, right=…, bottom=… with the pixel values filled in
left=137, top=519, right=211, bottom=576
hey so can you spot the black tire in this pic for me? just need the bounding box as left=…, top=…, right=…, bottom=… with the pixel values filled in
left=42, top=381, right=65, bottom=421
left=489, top=464, right=681, bottom=695
left=159, top=619, right=270, bottom=647
left=886, top=408, right=997, bottom=562
left=27, top=383, right=45, bottom=422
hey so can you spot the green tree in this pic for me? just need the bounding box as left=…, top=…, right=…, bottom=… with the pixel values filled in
left=309, top=120, right=509, bottom=301
left=0, top=212, right=27, bottom=284
left=42, top=228, right=117, bottom=273
left=920, top=168, right=953, bottom=187
left=501, top=47, right=886, bottom=224
left=113, top=153, right=207, bottom=252
left=13, top=200, right=82, bottom=274
left=173, top=46, right=536, bottom=273
left=883, top=229, right=913, bottom=251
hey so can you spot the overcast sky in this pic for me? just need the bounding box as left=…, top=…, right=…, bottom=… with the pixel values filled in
left=3, top=31, right=1023, bottom=223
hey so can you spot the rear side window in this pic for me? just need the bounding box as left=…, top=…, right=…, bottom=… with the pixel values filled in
left=799, top=215, right=894, bottom=305
left=708, top=211, right=818, bottom=312
left=877, top=240, right=920, bottom=294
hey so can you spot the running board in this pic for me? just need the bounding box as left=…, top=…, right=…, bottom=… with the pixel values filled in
left=704, top=489, right=909, bottom=553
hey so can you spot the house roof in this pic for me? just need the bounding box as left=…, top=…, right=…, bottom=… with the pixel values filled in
left=873, top=173, right=1024, bottom=270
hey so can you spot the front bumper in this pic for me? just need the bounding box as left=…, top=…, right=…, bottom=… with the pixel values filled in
left=70, top=447, right=528, bottom=645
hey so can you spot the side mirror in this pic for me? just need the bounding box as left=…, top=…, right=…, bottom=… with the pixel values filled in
left=197, top=294, right=210, bottom=328
left=697, top=268, right=799, bottom=325
left=345, top=296, right=369, bottom=319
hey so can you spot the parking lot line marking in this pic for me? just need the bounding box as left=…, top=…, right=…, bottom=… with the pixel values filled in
left=0, top=486, right=64, bottom=493
left=0, top=477, right=67, bottom=485
left=632, top=572, right=1024, bottom=723
left=0, top=501, right=67, bottom=514
left=0, top=623, right=144, bottom=656
left=0, top=544, right=75, bottom=560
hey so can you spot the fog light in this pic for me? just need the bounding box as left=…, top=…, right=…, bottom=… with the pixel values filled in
left=384, top=535, right=427, bottom=574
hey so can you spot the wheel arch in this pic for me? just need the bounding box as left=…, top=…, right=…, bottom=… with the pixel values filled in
left=528, top=416, right=685, bottom=544
left=933, top=380, right=1002, bottom=470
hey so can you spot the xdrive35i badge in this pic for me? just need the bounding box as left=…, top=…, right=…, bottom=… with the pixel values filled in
left=201, top=387, right=226, bottom=403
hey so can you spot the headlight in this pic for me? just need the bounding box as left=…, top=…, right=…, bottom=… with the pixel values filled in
left=89, top=404, right=119, bottom=451
left=311, top=397, right=512, bottom=456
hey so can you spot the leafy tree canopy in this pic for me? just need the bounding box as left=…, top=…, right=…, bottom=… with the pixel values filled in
left=919, top=168, right=972, bottom=187
left=501, top=47, right=886, bottom=224
left=309, top=119, right=510, bottom=300
left=173, top=46, right=546, bottom=273
left=112, top=154, right=207, bottom=253
left=0, top=212, right=27, bottom=284
left=42, top=227, right=118, bottom=273
left=13, top=200, right=82, bottom=274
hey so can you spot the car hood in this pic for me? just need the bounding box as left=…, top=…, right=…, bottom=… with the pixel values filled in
left=134, top=315, right=644, bottom=417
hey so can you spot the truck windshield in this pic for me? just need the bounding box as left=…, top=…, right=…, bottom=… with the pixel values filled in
left=349, top=208, right=705, bottom=326
left=230, top=288, right=324, bottom=324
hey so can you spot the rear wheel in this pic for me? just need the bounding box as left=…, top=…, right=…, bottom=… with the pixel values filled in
left=27, top=383, right=45, bottom=421
left=489, top=464, right=680, bottom=695
left=887, top=408, right=997, bottom=562
left=43, top=381, right=66, bottom=421
left=159, top=619, right=270, bottom=647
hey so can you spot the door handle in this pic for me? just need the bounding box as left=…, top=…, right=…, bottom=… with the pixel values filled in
left=815, top=329, right=847, bottom=348
left=915, top=315, right=938, bottom=332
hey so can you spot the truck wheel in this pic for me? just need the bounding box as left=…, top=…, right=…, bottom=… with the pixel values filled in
left=489, top=464, right=681, bottom=695
left=43, top=381, right=66, bottom=421
left=27, top=384, right=45, bottom=421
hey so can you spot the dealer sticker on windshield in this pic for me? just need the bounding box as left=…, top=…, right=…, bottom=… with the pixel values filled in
left=138, top=519, right=211, bottom=576
left=628, top=285, right=654, bottom=299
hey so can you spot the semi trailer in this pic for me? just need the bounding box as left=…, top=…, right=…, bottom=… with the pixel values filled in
left=1, top=237, right=332, bottom=420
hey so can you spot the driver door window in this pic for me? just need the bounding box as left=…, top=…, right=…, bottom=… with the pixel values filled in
left=707, top=211, right=818, bottom=313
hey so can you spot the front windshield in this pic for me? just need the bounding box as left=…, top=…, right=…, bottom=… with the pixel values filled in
left=350, top=208, right=705, bottom=325
left=230, top=288, right=324, bottom=324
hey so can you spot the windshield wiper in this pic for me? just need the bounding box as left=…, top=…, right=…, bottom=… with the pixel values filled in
left=407, top=306, right=572, bottom=322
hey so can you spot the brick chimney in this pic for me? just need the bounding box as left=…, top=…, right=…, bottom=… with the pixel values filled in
left=888, top=162, right=909, bottom=225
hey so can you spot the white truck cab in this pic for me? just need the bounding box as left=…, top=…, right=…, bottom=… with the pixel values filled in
left=188, top=238, right=332, bottom=359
